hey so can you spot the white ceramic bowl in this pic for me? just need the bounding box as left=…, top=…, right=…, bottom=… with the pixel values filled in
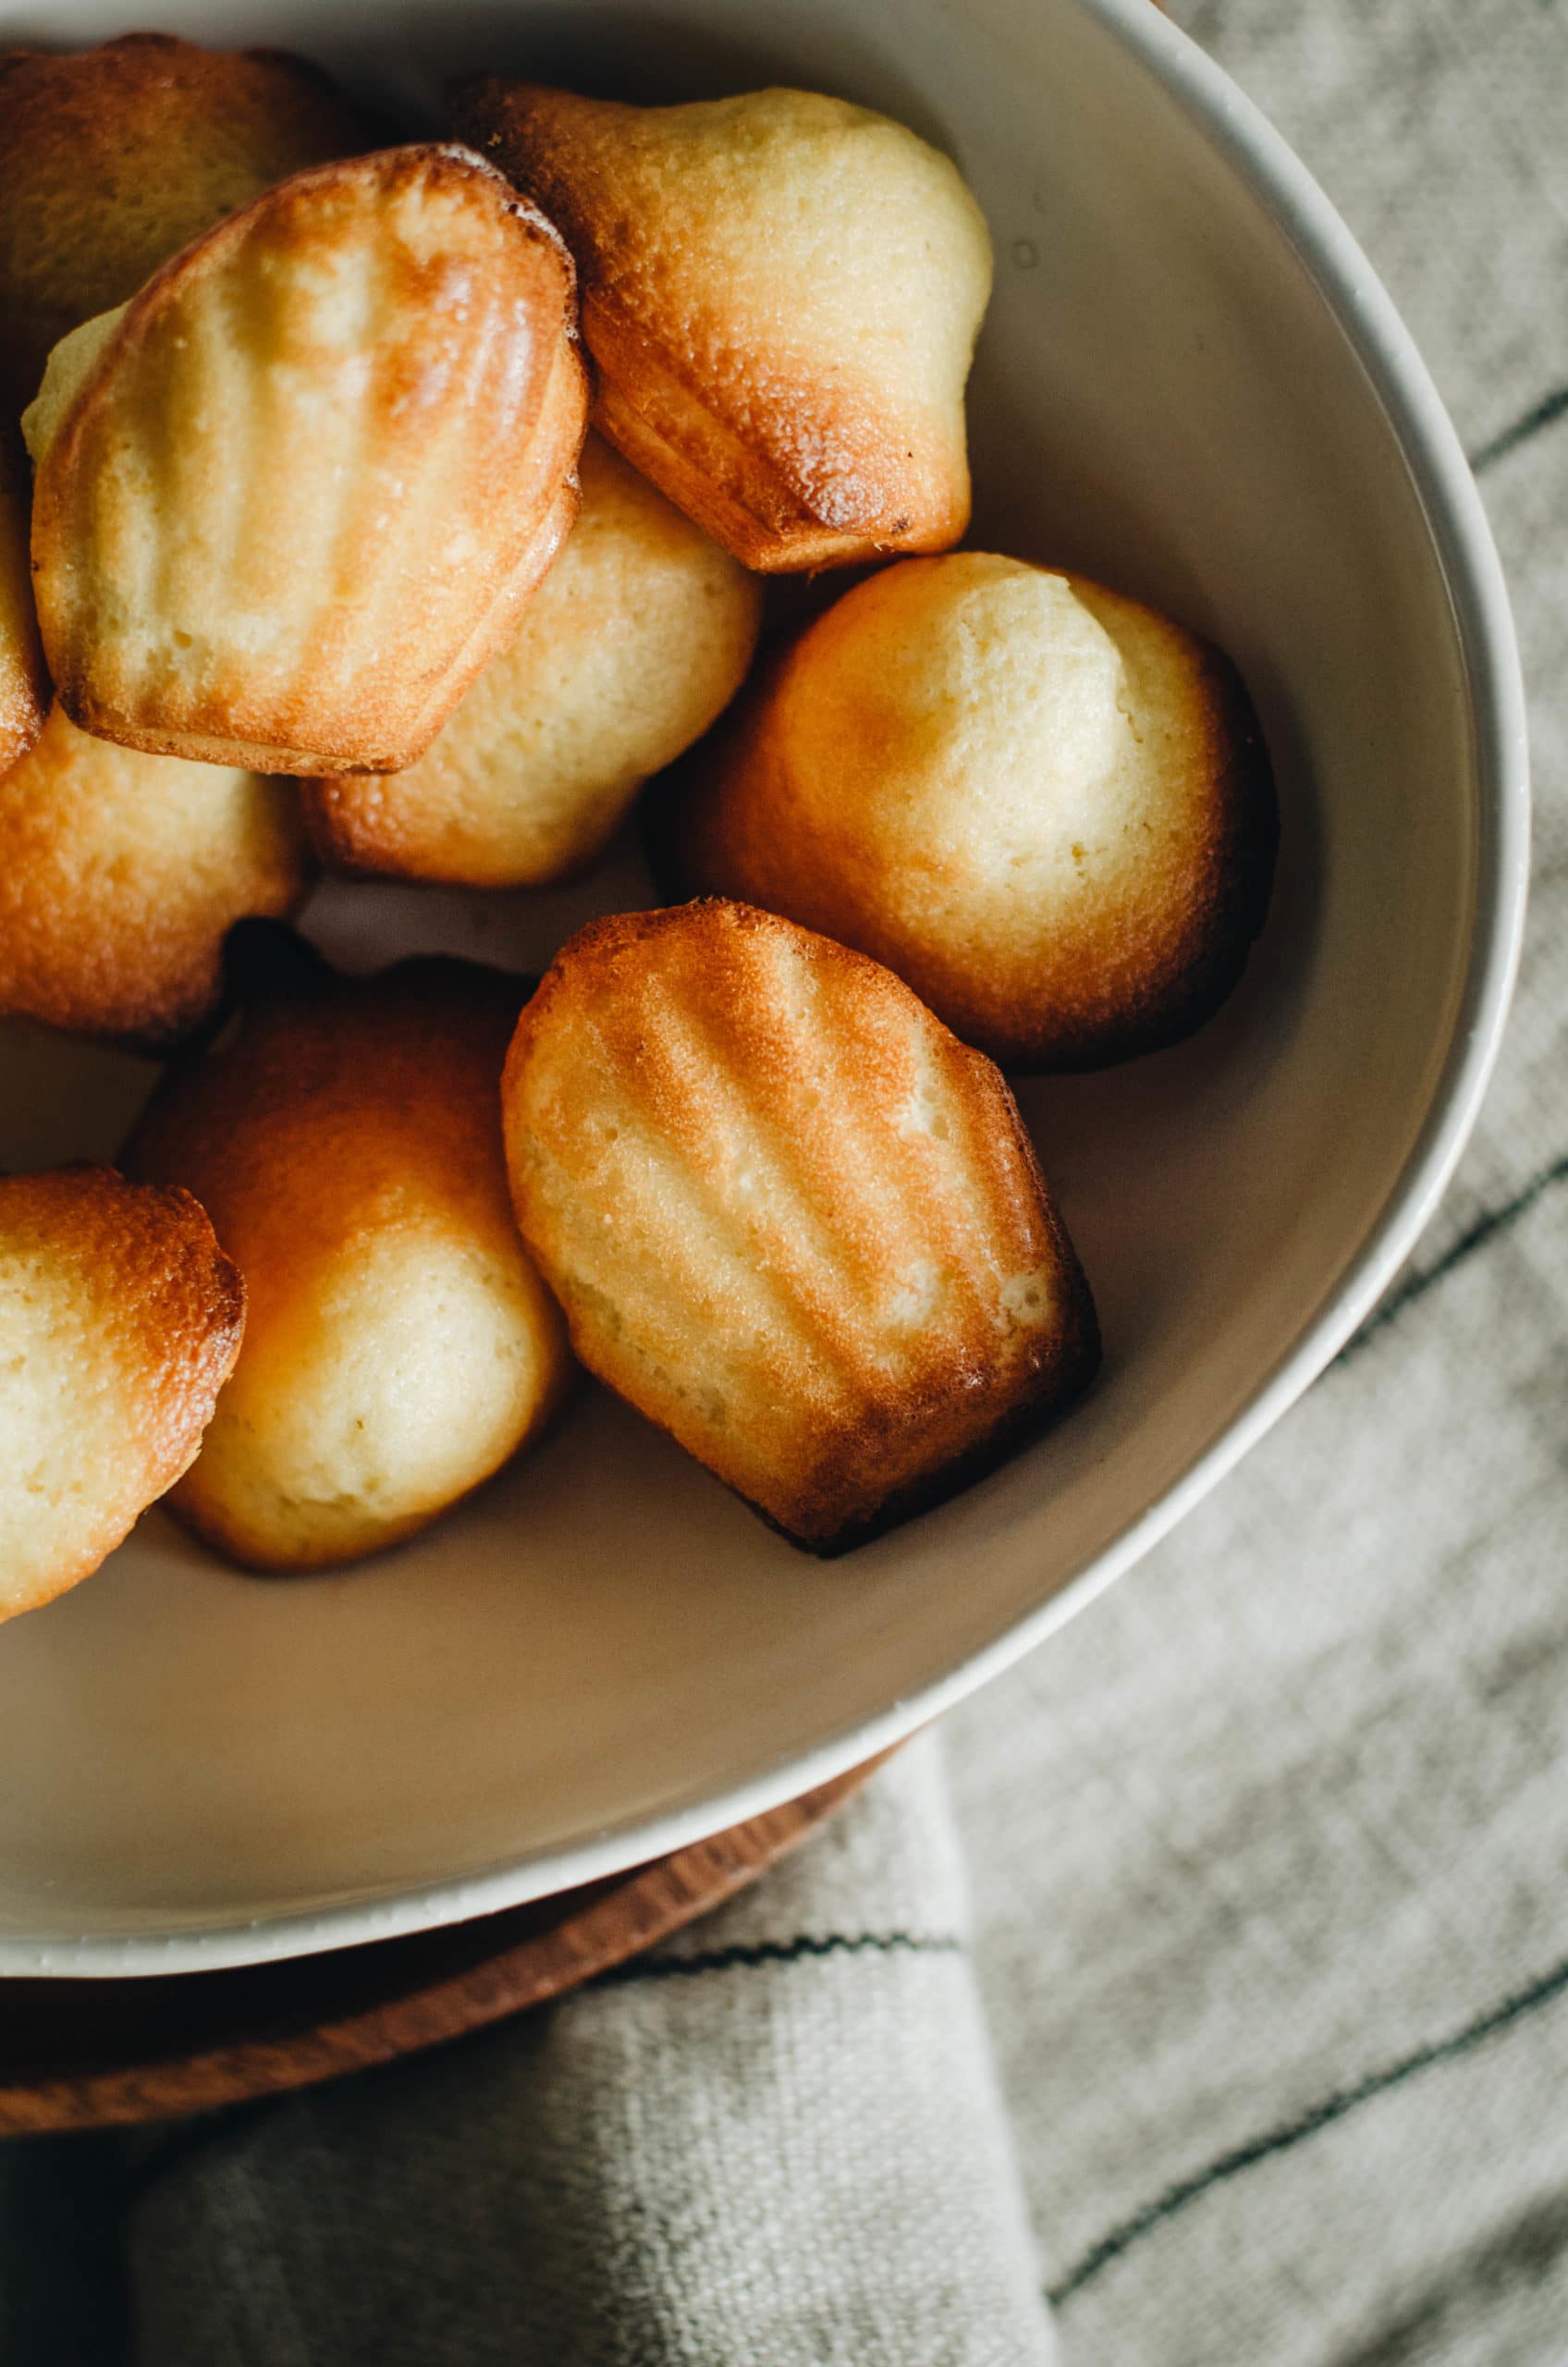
left=0, top=0, right=1526, bottom=1974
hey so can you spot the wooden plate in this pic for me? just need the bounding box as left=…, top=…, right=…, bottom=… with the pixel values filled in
left=0, top=1760, right=881, bottom=2135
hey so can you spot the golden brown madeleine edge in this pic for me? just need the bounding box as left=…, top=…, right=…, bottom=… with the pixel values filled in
left=0, top=1165, right=246, bottom=1620
left=0, top=708, right=316, bottom=1056
left=447, top=77, right=979, bottom=572
left=29, top=143, right=588, bottom=773
left=299, top=435, right=764, bottom=889
left=501, top=901, right=1100, bottom=1556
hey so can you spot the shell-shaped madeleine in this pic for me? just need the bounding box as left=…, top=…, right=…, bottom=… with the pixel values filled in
left=304, top=435, right=763, bottom=887
left=0, top=702, right=312, bottom=1051
left=451, top=81, right=993, bottom=572
left=0, top=1166, right=244, bottom=1624
left=668, top=555, right=1278, bottom=1070
left=0, top=430, right=46, bottom=774
left=0, top=33, right=374, bottom=409
left=122, top=948, right=573, bottom=1573
left=31, top=144, right=589, bottom=775
left=502, top=901, right=1098, bottom=1554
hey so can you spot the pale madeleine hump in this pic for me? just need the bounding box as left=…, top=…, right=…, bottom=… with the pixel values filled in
left=0, top=1166, right=245, bottom=1624
left=123, top=950, right=573, bottom=1572
left=0, top=432, right=46, bottom=774
left=305, top=435, right=763, bottom=888
left=0, top=32, right=374, bottom=406
left=668, top=555, right=1278, bottom=1069
left=502, top=901, right=1098, bottom=1554
left=29, top=144, right=588, bottom=774
left=451, top=80, right=993, bottom=570
left=0, top=703, right=312, bottom=1051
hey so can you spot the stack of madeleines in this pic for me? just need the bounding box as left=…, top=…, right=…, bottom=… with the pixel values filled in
left=0, top=34, right=1277, bottom=1624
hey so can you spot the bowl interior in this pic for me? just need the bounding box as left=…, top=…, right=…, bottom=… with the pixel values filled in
left=0, top=0, right=1491, bottom=1964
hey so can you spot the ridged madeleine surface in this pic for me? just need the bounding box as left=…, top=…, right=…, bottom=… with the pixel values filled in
left=306, top=435, right=762, bottom=887
left=0, top=431, right=46, bottom=774
left=31, top=144, right=588, bottom=775
left=0, top=1166, right=244, bottom=1624
left=452, top=81, right=992, bottom=572
left=123, top=950, right=572, bottom=1572
left=0, top=703, right=312, bottom=1051
left=668, top=556, right=1278, bottom=1069
left=0, top=33, right=372, bottom=409
left=502, top=901, right=1097, bottom=1554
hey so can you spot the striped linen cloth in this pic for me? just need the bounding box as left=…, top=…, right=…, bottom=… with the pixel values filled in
left=950, top=1, right=1568, bottom=2355
left=4, top=1, right=1565, bottom=2360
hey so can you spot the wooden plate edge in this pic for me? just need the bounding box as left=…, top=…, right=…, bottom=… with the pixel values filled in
left=0, top=1757, right=888, bottom=2133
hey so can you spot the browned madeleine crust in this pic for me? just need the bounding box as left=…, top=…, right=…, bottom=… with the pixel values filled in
left=0, top=1166, right=244, bottom=1624
left=303, top=435, right=763, bottom=889
left=0, top=703, right=312, bottom=1052
left=0, top=427, right=46, bottom=772
left=30, top=144, right=588, bottom=774
left=501, top=901, right=1098, bottom=1555
left=450, top=80, right=992, bottom=573
left=0, top=33, right=374, bottom=409
left=123, top=948, right=573, bottom=1573
left=663, top=556, right=1278, bottom=1071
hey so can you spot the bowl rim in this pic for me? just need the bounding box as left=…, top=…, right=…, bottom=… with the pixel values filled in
left=6, top=0, right=1529, bottom=1979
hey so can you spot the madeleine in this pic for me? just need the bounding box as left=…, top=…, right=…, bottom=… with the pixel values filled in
left=0, top=32, right=372, bottom=407
left=668, top=556, right=1278, bottom=1069
left=451, top=80, right=991, bottom=571
left=0, top=1166, right=244, bottom=1624
left=502, top=901, right=1097, bottom=1554
left=122, top=946, right=572, bottom=1572
left=0, top=703, right=312, bottom=1050
left=28, top=144, right=588, bottom=774
left=305, top=435, right=761, bottom=887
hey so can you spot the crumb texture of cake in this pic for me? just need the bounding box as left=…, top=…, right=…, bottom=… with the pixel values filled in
left=449, top=80, right=992, bottom=571
left=0, top=32, right=374, bottom=408
left=0, top=431, right=45, bottom=775
left=502, top=901, right=1098, bottom=1554
left=122, top=948, right=573, bottom=1573
left=305, top=434, right=762, bottom=888
left=0, top=1165, right=245, bottom=1624
left=669, top=554, right=1278, bottom=1069
left=29, top=143, right=589, bottom=775
left=0, top=703, right=312, bottom=1051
